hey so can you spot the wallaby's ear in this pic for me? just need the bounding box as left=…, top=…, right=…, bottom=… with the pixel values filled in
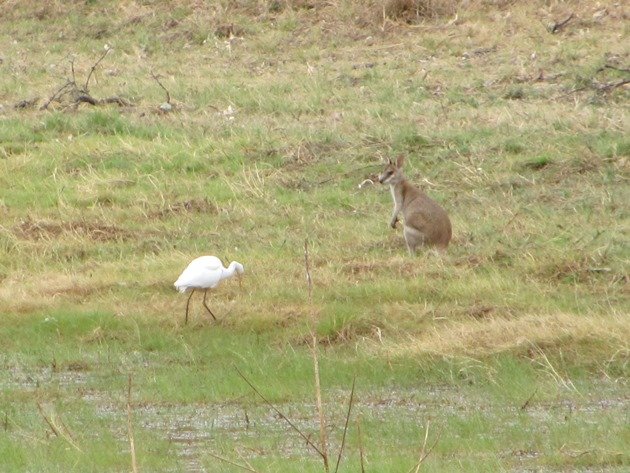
left=387, top=157, right=393, bottom=165
left=396, top=154, right=405, bottom=168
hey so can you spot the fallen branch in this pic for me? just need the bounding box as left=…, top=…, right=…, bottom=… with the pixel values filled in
left=76, top=93, right=98, bottom=105
left=99, top=96, right=132, bottom=106
left=593, top=78, right=630, bottom=92
left=40, top=81, right=74, bottom=110
left=549, top=13, right=574, bottom=34
left=40, top=50, right=131, bottom=110
left=555, top=78, right=629, bottom=100
left=597, top=64, right=630, bottom=74
left=151, top=71, right=171, bottom=105
left=14, top=97, right=40, bottom=110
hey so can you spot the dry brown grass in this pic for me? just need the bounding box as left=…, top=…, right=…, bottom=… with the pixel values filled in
left=385, top=312, right=630, bottom=358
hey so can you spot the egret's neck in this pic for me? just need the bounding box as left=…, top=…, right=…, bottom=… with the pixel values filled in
left=223, top=261, right=242, bottom=279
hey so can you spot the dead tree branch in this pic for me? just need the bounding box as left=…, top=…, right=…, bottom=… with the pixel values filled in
left=70, top=57, right=77, bottom=85
left=40, top=81, right=74, bottom=110
left=150, top=71, right=171, bottom=104
left=593, top=78, right=630, bottom=92
left=598, top=64, right=630, bottom=74
left=14, top=97, right=41, bottom=110
left=549, top=13, right=574, bottom=34
left=40, top=49, right=131, bottom=110
left=84, top=47, right=111, bottom=92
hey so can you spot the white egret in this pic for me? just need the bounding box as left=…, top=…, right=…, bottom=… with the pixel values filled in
left=174, top=256, right=244, bottom=324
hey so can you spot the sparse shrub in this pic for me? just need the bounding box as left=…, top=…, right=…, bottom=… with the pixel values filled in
left=400, top=130, right=431, bottom=151
left=504, top=86, right=526, bottom=100
left=382, top=0, right=459, bottom=22
left=42, top=112, right=71, bottom=133
left=503, top=140, right=524, bottom=155
left=523, top=155, right=552, bottom=170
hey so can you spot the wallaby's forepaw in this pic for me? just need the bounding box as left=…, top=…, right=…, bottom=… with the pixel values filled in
left=390, top=219, right=398, bottom=229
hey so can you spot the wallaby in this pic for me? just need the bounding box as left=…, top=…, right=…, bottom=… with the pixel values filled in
left=379, top=155, right=452, bottom=254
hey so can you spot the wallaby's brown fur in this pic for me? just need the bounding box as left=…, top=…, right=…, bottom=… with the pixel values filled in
left=379, top=155, right=452, bottom=254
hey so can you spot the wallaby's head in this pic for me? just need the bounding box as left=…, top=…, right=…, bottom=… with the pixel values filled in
left=378, top=155, right=405, bottom=185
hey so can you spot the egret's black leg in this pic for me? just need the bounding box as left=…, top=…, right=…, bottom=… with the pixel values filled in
left=185, top=289, right=195, bottom=325
left=202, top=289, right=217, bottom=321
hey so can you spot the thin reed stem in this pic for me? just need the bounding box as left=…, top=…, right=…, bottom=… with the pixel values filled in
left=311, top=333, right=329, bottom=472
left=357, top=416, right=366, bottom=473
left=205, top=451, right=258, bottom=472
left=334, top=377, right=356, bottom=473
left=235, top=366, right=326, bottom=460
left=127, top=375, right=139, bottom=473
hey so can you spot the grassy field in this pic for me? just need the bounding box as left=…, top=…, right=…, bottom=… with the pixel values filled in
left=1, top=1, right=629, bottom=471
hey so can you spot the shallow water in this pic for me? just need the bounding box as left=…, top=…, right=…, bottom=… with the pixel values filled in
left=2, top=365, right=628, bottom=472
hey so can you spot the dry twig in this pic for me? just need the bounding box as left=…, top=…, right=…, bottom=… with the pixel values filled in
left=40, top=49, right=130, bottom=110
left=408, top=421, right=442, bottom=473
left=235, top=366, right=327, bottom=460
left=357, top=417, right=366, bottom=473
left=594, top=78, right=630, bottom=92
left=310, top=331, right=329, bottom=472
left=304, top=239, right=313, bottom=302
left=205, top=451, right=259, bottom=472
left=520, top=388, right=538, bottom=411
left=305, top=237, right=330, bottom=471
left=127, top=375, right=139, bottom=473
left=36, top=402, right=82, bottom=452
left=549, top=13, right=574, bottom=34
left=150, top=71, right=171, bottom=104
left=84, top=48, right=110, bottom=91
left=334, top=377, right=356, bottom=473
left=40, top=81, right=74, bottom=110
left=598, top=64, right=630, bottom=74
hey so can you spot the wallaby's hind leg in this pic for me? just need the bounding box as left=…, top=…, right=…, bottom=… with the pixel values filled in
left=404, top=226, right=425, bottom=256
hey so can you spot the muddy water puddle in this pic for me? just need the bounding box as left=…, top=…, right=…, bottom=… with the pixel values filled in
left=2, top=366, right=628, bottom=472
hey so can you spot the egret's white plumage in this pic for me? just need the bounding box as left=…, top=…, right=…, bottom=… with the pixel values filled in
left=174, top=256, right=244, bottom=324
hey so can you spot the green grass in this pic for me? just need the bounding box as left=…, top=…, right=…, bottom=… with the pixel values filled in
left=1, top=313, right=628, bottom=472
left=1, top=0, right=629, bottom=471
